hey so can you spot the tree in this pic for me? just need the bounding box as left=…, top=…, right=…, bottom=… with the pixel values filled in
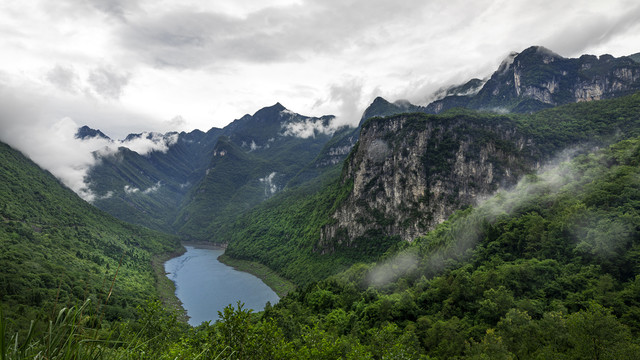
left=567, top=303, right=633, bottom=360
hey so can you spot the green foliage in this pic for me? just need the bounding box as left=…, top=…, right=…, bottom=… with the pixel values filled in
left=206, top=135, right=640, bottom=358
left=90, top=130, right=219, bottom=233
left=221, top=166, right=362, bottom=285
left=174, top=111, right=335, bottom=241
left=218, top=92, right=640, bottom=290
left=0, top=142, right=180, bottom=330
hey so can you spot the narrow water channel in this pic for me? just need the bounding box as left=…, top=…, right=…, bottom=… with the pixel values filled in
left=164, top=245, right=280, bottom=326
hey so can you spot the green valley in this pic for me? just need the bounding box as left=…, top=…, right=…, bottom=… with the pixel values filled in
left=4, top=111, right=640, bottom=358
left=2, top=45, right=640, bottom=359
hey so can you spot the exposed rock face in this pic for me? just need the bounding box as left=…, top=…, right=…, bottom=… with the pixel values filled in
left=319, top=112, right=536, bottom=252
left=476, top=47, right=640, bottom=110
left=422, top=46, right=640, bottom=114
left=317, top=143, right=356, bottom=167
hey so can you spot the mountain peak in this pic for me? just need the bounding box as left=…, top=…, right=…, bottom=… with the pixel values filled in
left=496, top=51, right=519, bottom=74
left=75, top=125, right=110, bottom=140
left=371, top=96, right=391, bottom=106
left=522, top=45, right=559, bottom=56
left=252, top=102, right=288, bottom=120
left=515, top=46, right=563, bottom=65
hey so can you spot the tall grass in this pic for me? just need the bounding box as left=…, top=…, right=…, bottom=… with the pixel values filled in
left=0, top=254, right=145, bottom=360
left=1, top=300, right=102, bottom=359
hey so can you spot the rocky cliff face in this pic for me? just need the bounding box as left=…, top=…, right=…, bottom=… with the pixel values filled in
left=419, top=46, right=640, bottom=114
left=359, top=48, right=640, bottom=131
left=467, top=47, right=640, bottom=112
left=319, top=112, right=537, bottom=251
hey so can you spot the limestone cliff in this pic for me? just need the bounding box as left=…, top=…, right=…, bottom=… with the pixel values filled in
left=319, top=112, right=537, bottom=251
left=425, top=46, right=640, bottom=114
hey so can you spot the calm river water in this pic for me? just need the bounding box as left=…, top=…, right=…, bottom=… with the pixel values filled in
left=164, top=245, right=280, bottom=326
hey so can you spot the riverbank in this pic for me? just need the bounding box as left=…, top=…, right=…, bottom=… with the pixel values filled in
left=217, top=254, right=296, bottom=297
left=181, top=241, right=227, bottom=250
left=151, top=247, right=189, bottom=323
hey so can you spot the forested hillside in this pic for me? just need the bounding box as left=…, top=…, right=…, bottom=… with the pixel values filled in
left=0, top=142, right=180, bottom=330
left=254, top=134, right=640, bottom=358
left=174, top=105, right=336, bottom=240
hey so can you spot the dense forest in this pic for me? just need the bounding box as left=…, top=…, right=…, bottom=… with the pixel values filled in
left=0, top=142, right=181, bottom=332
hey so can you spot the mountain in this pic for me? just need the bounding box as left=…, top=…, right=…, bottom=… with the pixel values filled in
left=258, top=134, right=640, bottom=358
left=8, top=112, right=640, bottom=360
left=85, top=46, right=640, bottom=240
left=85, top=103, right=346, bottom=240
left=431, top=46, right=640, bottom=113
left=5, top=46, right=640, bottom=358
left=219, top=92, right=640, bottom=285
left=0, top=141, right=180, bottom=327
left=87, top=127, right=222, bottom=232
left=361, top=46, right=640, bottom=120
left=359, top=97, right=427, bottom=125
left=629, top=52, right=640, bottom=63
left=174, top=103, right=340, bottom=240
left=319, top=93, right=640, bottom=252
left=78, top=46, right=640, bottom=282
left=75, top=125, right=110, bottom=140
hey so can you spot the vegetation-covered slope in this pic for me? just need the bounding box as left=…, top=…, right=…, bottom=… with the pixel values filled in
left=219, top=165, right=356, bottom=285
left=88, top=128, right=222, bottom=232
left=174, top=104, right=338, bottom=240
left=0, top=141, right=180, bottom=329
left=252, top=134, right=640, bottom=359
left=6, top=125, right=640, bottom=360
left=220, top=92, right=640, bottom=287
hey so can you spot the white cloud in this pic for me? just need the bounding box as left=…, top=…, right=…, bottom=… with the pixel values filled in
left=120, top=132, right=179, bottom=155
left=259, top=172, right=278, bottom=196
left=124, top=185, right=140, bottom=194
left=97, top=191, right=114, bottom=200
left=367, top=252, right=419, bottom=287
left=124, top=182, right=163, bottom=195
left=282, top=118, right=341, bottom=139
left=143, top=181, right=161, bottom=194
left=1, top=0, right=639, bottom=138
left=0, top=79, right=179, bottom=202
left=46, top=65, right=82, bottom=94
left=87, top=66, right=131, bottom=100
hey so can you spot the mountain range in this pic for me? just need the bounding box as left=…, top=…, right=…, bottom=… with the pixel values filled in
left=84, top=46, right=640, bottom=244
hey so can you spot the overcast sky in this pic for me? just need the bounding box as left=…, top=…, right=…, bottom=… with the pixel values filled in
left=2, top=0, right=640, bottom=138
left=1, top=0, right=640, bottom=200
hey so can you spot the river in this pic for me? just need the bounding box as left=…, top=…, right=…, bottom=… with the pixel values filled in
left=164, top=245, right=280, bottom=326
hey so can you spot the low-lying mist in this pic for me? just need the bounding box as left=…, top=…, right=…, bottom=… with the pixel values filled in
left=366, top=145, right=600, bottom=287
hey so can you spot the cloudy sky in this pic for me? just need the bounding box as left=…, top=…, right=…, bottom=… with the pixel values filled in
left=1, top=0, right=640, bottom=199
